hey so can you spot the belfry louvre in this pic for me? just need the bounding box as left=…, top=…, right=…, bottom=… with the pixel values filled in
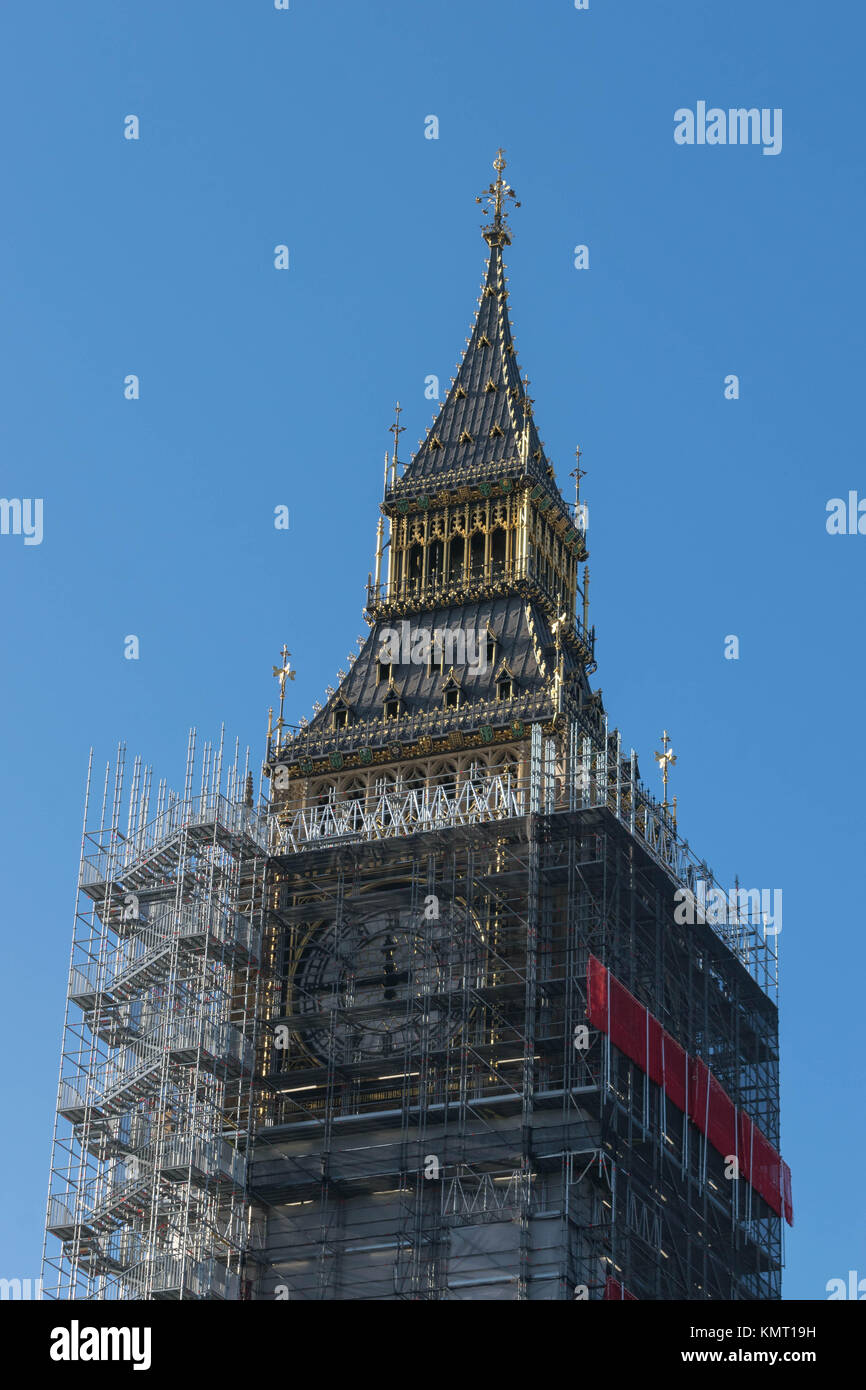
left=43, top=155, right=791, bottom=1301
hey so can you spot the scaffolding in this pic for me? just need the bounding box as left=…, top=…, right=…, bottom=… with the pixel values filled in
left=250, top=711, right=784, bottom=1300
left=42, top=731, right=268, bottom=1300
left=42, top=709, right=785, bottom=1300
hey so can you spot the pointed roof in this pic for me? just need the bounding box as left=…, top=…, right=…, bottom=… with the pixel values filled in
left=296, top=593, right=588, bottom=748
left=392, top=152, right=552, bottom=495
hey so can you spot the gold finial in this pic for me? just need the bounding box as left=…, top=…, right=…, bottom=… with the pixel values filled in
left=389, top=402, right=405, bottom=470
left=551, top=610, right=568, bottom=711
left=272, top=645, right=295, bottom=747
left=476, top=148, right=521, bottom=245
left=491, top=148, right=507, bottom=223
left=654, top=730, right=677, bottom=817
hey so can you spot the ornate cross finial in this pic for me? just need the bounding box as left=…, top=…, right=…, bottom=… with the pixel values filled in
left=389, top=402, right=405, bottom=468
left=272, top=644, right=294, bottom=693
left=491, top=148, right=507, bottom=223
left=570, top=445, right=587, bottom=504
left=477, top=149, right=521, bottom=245
left=272, top=645, right=295, bottom=742
left=654, top=730, right=677, bottom=816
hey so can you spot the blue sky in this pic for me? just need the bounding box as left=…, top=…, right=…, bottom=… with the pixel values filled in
left=1, top=0, right=862, bottom=1299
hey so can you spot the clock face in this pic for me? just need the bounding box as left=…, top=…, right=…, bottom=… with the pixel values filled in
left=290, top=903, right=483, bottom=1065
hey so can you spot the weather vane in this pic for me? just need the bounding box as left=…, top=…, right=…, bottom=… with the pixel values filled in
left=476, top=148, right=521, bottom=243
left=654, top=730, right=677, bottom=822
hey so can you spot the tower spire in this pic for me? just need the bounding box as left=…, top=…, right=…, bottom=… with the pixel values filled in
left=395, top=152, right=557, bottom=493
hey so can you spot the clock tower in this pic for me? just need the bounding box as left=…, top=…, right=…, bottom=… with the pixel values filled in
left=249, top=154, right=790, bottom=1300
left=41, top=155, right=790, bottom=1305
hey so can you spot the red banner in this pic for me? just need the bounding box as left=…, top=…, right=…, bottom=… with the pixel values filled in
left=603, top=1275, right=638, bottom=1301
left=586, top=956, right=792, bottom=1225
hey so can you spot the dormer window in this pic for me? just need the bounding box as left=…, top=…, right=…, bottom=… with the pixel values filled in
left=485, top=632, right=497, bottom=667
left=494, top=658, right=515, bottom=702
left=442, top=671, right=462, bottom=710
left=384, top=697, right=400, bottom=720
left=332, top=696, right=353, bottom=730
left=444, top=669, right=464, bottom=711
left=377, top=661, right=390, bottom=685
